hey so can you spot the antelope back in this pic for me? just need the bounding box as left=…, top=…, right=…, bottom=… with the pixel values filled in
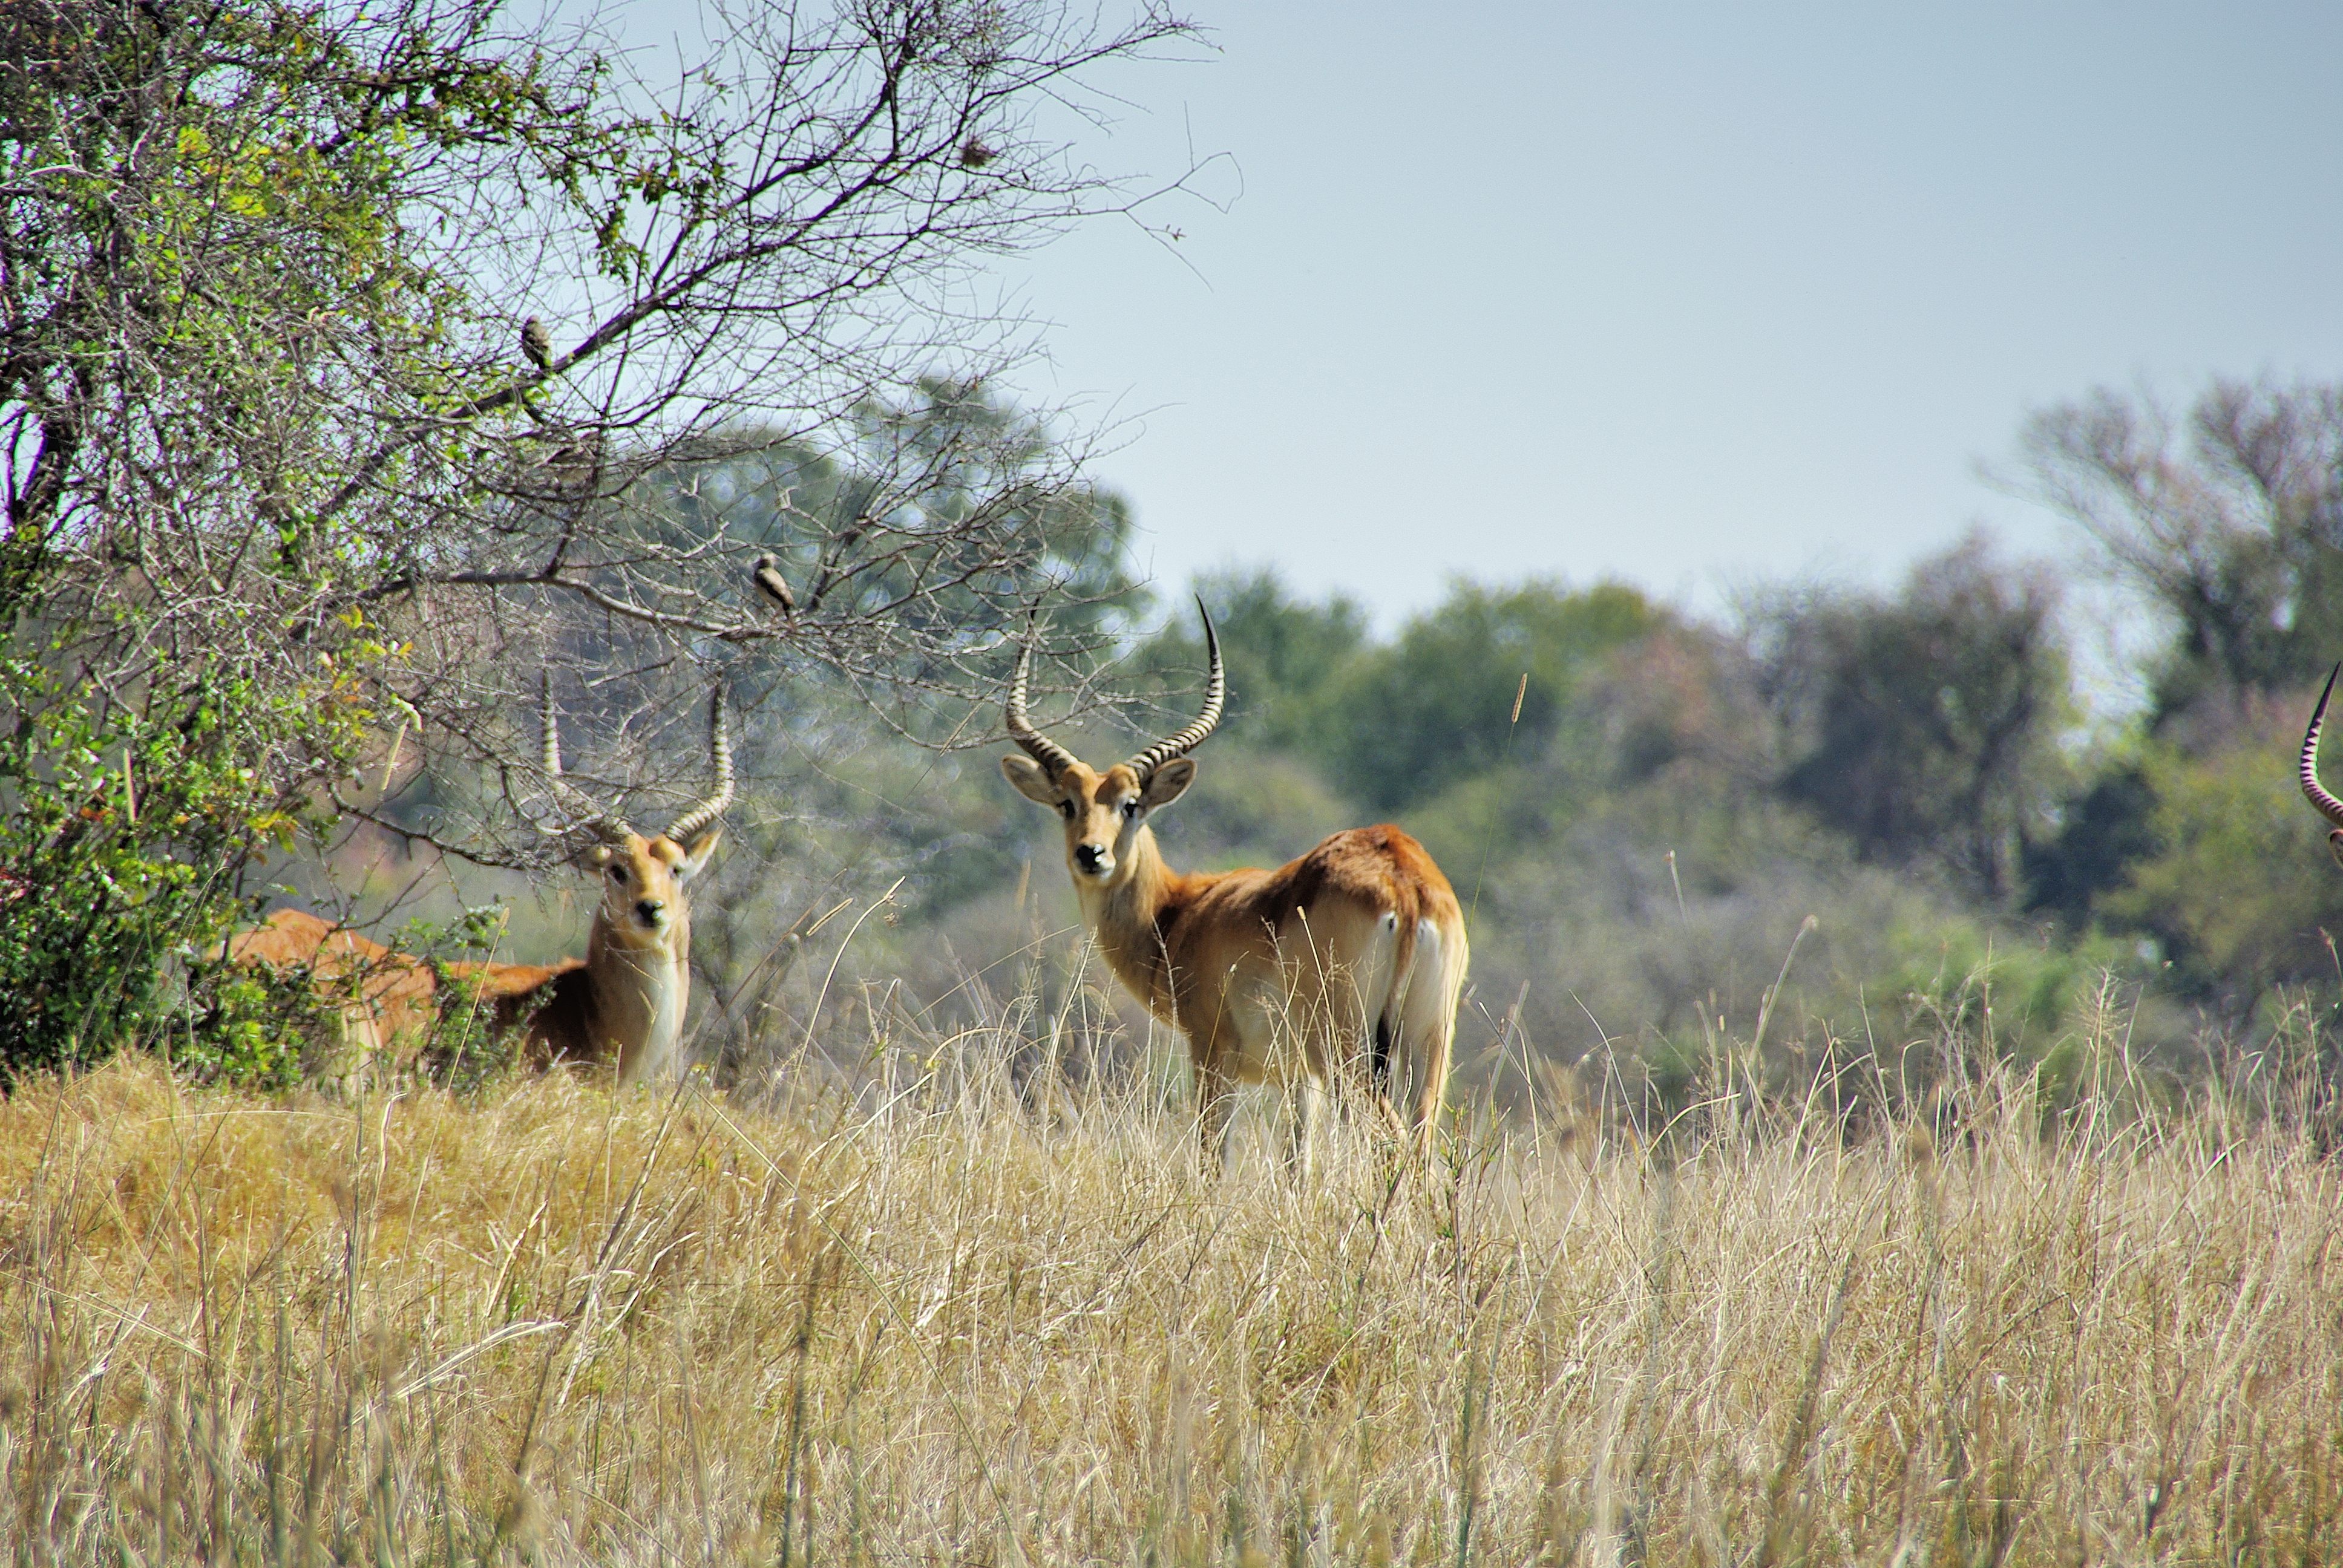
left=226, top=908, right=441, bottom=1050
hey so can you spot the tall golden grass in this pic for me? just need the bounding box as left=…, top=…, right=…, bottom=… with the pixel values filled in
left=0, top=981, right=2337, bottom=1564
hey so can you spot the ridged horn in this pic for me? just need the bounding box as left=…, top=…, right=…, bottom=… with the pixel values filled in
left=1125, top=596, right=1224, bottom=782
left=1005, top=627, right=1080, bottom=780
left=2301, top=663, right=2343, bottom=829
left=536, top=671, right=633, bottom=842
left=538, top=670, right=562, bottom=782
left=664, top=684, right=735, bottom=843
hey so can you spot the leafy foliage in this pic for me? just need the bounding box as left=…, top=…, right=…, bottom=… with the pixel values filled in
left=1130, top=569, right=1372, bottom=751
left=2020, top=377, right=2343, bottom=724
left=0, top=645, right=370, bottom=1076
left=1136, top=570, right=1659, bottom=815
left=0, top=0, right=1198, bottom=1074
left=1329, top=580, right=1658, bottom=813
left=2099, top=710, right=2343, bottom=1002
left=2015, top=378, right=2343, bottom=1005
left=1754, top=537, right=2073, bottom=905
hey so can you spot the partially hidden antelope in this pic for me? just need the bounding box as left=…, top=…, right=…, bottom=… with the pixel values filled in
left=2299, top=663, right=2343, bottom=866
left=1000, top=604, right=1469, bottom=1165
left=226, top=909, right=446, bottom=1059
left=231, top=679, right=734, bottom=1084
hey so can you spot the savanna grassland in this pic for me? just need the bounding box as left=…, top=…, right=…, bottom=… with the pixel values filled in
left=11, top=3, right=2343, bottom=1561
left=2, top=993, right=2337, bottom=1567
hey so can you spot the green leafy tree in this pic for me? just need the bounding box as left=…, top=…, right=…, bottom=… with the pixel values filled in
left=1128, top=567, right=1371, bottom=752
left=0, top=0, right=1197, bottom=1071
left=0, top=642, right=379, bottom=1074
left=2018, top=377, right=2343, bottom=724
left=1323, top=580, right=1657, bottom=814
left=666, top=381, right=1149, bottom=679
left=2099, top=711, right=2343, bottom=1006
left=2014, top=379, right=2343, bottom=953
left=2022, top=765, right=2160, bottom=930
left=1755, top=536, right=2072, bottom=906
left=1124, top=574, right=1657, bottom=815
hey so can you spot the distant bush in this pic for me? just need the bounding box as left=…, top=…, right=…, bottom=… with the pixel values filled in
left=2099, top=703, right=2343, bottom=1005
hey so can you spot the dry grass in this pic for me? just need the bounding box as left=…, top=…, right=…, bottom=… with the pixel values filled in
left=0, top=1006, right=2338, bottom=1565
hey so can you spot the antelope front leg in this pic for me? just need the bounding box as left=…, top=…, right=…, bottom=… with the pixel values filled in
left=1194, top=1059, right=1239, bottom=1173
left=1283, top=1076, right=1325, bottom=1180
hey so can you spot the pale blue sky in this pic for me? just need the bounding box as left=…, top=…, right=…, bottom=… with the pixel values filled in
left=1000, top=3, right=2343, bottom=630
left=622, top=3, right=2343, bottom=632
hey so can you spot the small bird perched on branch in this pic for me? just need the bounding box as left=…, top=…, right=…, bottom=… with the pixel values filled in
left=542, top=433, right=603, bottom=495
left=520, top=315, right=553, bottom=372
left=752, top=555, right=796, bottom=615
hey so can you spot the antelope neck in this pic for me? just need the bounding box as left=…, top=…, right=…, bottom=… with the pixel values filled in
left=1078, top=826, right=1199, bottom=1018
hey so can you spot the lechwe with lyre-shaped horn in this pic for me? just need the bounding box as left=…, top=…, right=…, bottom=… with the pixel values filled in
left=1000, top=603, right=1469, bottom=1166
left=2299, top=663, right=2343, bottom=867
left=505, top=673, right=733, bottom=1082
left=231, top=677, right=733, bottom=1084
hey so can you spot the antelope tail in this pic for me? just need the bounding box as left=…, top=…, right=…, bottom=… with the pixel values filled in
left=1370, top=907, right=1421, bottom=1094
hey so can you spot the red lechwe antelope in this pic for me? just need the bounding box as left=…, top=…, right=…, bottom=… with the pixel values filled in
left=231, top=681, right=733, bottom=1084
left=1000, top=605, right=1469, bottom=1165
left=2299, top=662, right=2343, bottom=866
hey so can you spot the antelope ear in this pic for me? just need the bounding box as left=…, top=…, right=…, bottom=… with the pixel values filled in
left=670, top=824, right=723, bottom=882
left=1001, top=754, right=1063, bottom=807
left=1139, top=757, right=1196, bottom=811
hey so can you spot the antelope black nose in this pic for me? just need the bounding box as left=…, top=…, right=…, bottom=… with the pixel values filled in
left=635, top=898, right=666, bottom=924
left=1075, top=843, right=1108, bottom=873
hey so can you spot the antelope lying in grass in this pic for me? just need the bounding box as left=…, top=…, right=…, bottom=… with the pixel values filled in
left=226, top=909, right=450, bottom=1057
left=1000, top=604, right=1469, bottom=1165
left=231, top=682, right=733, bottom=1084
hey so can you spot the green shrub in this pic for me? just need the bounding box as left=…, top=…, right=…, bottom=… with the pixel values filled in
left=0, top=647, right=370, bottom=1081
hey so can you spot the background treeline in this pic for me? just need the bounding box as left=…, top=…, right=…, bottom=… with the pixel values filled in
left=5, top=3, right=2339, bottom=1105
left=307, top=377, right=2343, bottom=1109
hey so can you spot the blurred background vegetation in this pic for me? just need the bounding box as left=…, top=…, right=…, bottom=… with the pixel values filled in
left=251, top=375, right=2343, bottom=1114
left=12, top=0, right=2340, bottom=1116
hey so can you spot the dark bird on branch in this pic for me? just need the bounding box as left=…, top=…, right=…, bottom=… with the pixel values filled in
left=520, top=315, right=554, bottom=372
left=752, top=555, right=797, bottom=615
